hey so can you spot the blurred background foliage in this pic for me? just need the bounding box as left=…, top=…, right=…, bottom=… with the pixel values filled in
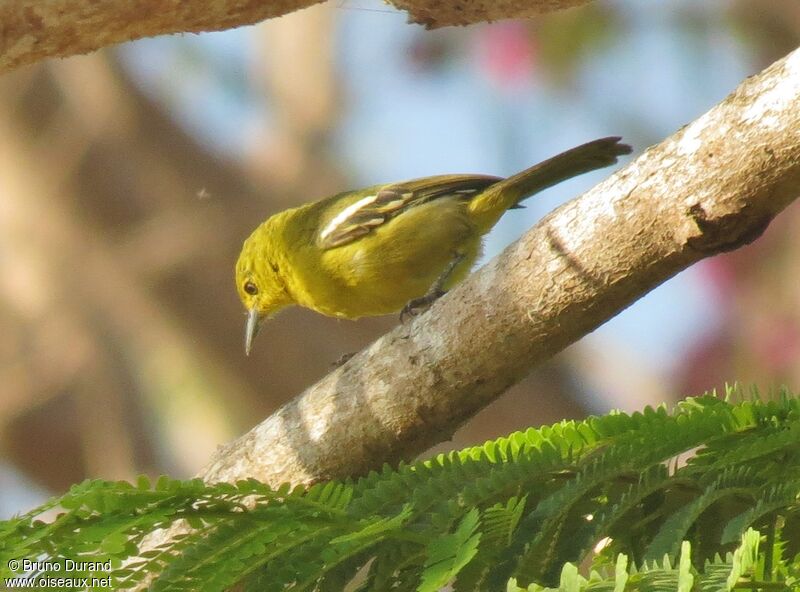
left=1, top=0, right=799, bottom=516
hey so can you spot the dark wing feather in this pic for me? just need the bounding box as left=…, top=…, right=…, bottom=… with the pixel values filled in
left=318, top=174, right=500, bottom=250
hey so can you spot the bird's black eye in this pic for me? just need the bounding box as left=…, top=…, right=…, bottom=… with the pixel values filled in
left=243, top=281, right=258, bottom=296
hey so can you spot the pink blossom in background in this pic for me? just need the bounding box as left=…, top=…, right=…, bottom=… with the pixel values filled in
left=475, top=22, right=537, bottom=91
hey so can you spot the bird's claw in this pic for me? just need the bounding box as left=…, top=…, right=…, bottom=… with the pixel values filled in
left=332, top=352, right=356, bottom=367
left=400, top=289, right=446, bottom=323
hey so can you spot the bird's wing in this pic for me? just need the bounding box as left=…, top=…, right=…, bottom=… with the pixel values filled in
left=317, top=174, right=501, bottom=250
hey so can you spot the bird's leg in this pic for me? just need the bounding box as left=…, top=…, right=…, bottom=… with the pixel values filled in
left=332, top=352, right=356, bottom=367
left=401, top=253, right=465, bottom=323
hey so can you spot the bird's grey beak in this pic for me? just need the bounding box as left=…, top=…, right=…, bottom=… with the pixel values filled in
left=244, top=307, right=263, bottom=356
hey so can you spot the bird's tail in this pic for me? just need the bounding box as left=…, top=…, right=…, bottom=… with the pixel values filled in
left=467, top=136, right=632, bottom=232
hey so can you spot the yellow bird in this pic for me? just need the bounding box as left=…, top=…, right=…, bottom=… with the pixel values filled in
left=236, top=137, right=631, bottom=354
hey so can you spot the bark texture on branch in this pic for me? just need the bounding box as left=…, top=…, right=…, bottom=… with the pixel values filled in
left=393, top=0, right=592, bottom=28
left=0, top=0, right=592, bottom=75
left=203, top=47, right=800, bottom=487
left=0, top=0, right=319, bottom=75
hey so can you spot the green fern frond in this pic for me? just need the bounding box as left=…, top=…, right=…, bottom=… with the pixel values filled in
left=3, top=391, right=800, bottom=591
left=418, top=508, right=482, bottom=592
left=508, top=529, right=771, bottom=592
left=721, top=481, right=800, bottom=545
left=643, top=465, right=764, bottom=561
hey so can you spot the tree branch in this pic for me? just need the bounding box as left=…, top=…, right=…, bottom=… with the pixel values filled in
left=393, top=0, right=593, bottom=28
left=202, top=46, right=800, bottom=487
left=0, top=0, right=593, bottom=76
left=0, top=0, right=319, bottom=75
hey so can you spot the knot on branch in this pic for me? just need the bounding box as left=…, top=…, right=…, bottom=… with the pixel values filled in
left=686, top=203, right=772, bottom=254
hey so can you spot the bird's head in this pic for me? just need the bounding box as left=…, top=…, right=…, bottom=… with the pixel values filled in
left=235, top=225, right=293, bottom=355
